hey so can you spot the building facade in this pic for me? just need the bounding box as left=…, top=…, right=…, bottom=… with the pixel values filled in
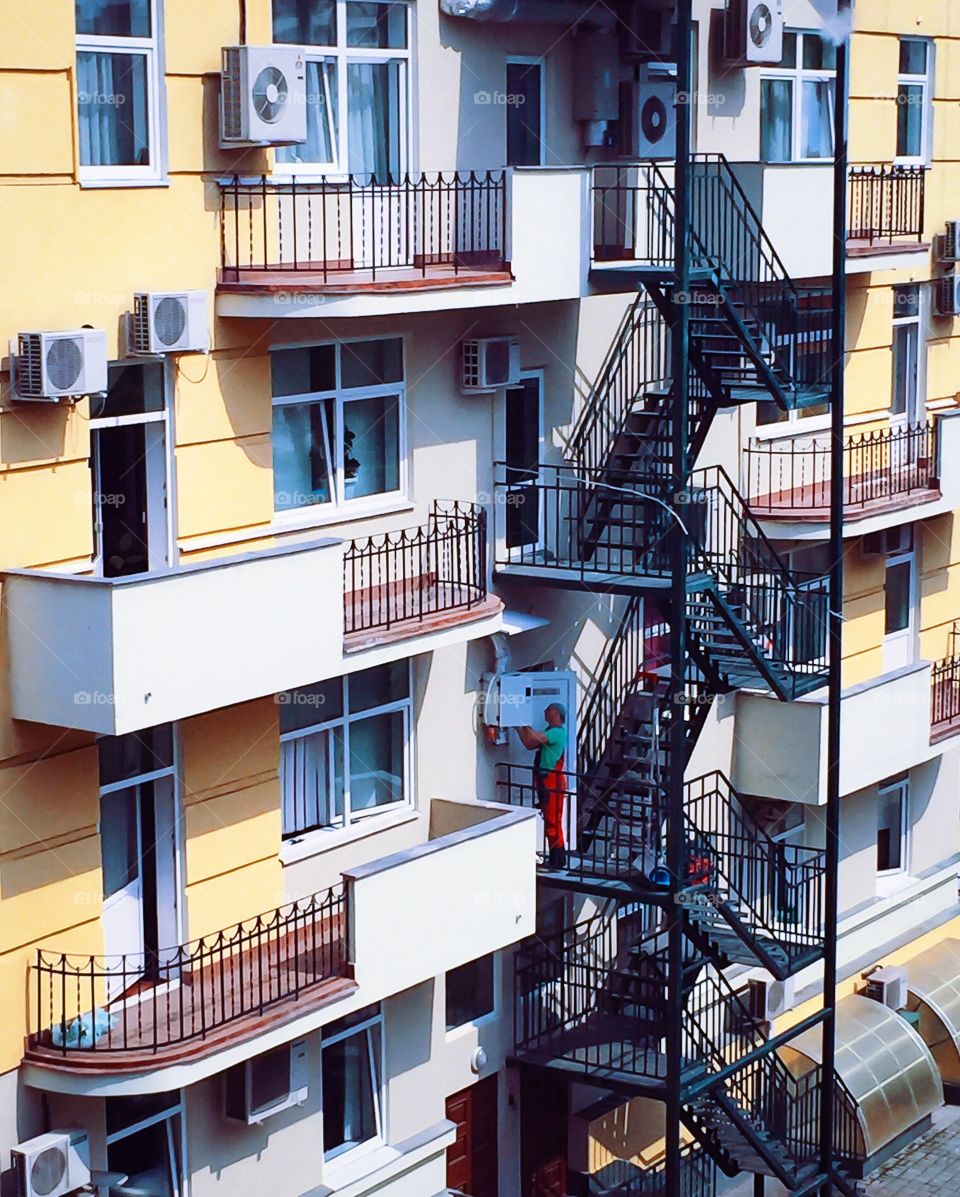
left=1, top=1, right=960, bottom=1196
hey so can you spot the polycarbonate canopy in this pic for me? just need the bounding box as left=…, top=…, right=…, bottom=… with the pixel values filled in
left=906, top=937, right=960, bottom=1085
left=789, top=994, right=942, bottom=1158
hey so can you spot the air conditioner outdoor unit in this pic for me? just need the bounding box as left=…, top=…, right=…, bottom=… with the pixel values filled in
left=941, top=220, right=960, bottom=264
left=862, top=965, right=908, bottom=1011
left=14, top=330, right=108, bottom=401
left=724, top=0, right=785, bottom=65
left=12, top=1131, right=90, bottom=1197
left=132, top=291, right=209, bottom=355
left=935, top=274, right=960, bottom=317
left=461, top=337, right=521, bottom=392
left=224, top=1039, right=308, bottom=1125
left=220, top=45, right=307, bottom=146
left=747, top=974, right=795, bottom=1022
left=631, top=63, right=677, bottom=159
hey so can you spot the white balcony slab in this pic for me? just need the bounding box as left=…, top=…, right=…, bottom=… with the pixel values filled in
left=733, top=661, right=937, bottom=805
left=726, top=161, right=834, bottom=281
left=344, top=798, right=537, bottom=997
left=3, top=538, right=346, bottom=735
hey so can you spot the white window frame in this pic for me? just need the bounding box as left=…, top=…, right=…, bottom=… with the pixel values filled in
left=895, top=38, right=933, bottom=166
left=271, top=336, right=408, bottom=523
left=891, top=283, right=924, bottom=426
left=877, top=775, right=909, bottom=877
left=760, top=30, right=836, bottom=164
left=505, top=56, right=546, bottom=168
left=271, top=0, right=411, bottom=177
left=280, top=663, right=414, bottom=842
left=75, top=0, right=166, bottom=186
left=320, top=1007, right=386, bottom=1167
left=500, top=369, right=545, bottom=561
left=105, top=1092, right=185, bottom=1197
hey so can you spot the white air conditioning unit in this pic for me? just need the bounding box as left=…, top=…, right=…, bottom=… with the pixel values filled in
left=941, top=220, right=960, bottom=264
left=12, top=1131, right=90, bottom=1197
left=747, top=974, right=795, bottom=1022
left=220, top=45, right=307, bottom=146
left=631, top=64, right=677, bottom=160
left=862, top=965, right=908, bottom=1011
left=224, top=1039, right=308, bottom=1125
left=935, top=274, right=960, bottom=317
left=132, top=291, right=209, bottom=355
left=461, top=337, right=521, bottom=392
left=724, top=0, right=785, bottom=65
left=14, top=330, right=108, bottom=401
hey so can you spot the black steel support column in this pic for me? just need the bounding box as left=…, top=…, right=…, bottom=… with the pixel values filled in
left=820, top=2, right=851, bottom=1190
left=667, top=1, right=694, bottom=1194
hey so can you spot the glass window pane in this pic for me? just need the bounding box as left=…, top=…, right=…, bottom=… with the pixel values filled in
left=346, top=1, right=407, bottom=49
left=281, top=727, right=345, bottom=835
left=892, top=323, right=917, bottom=417
left=77, top=0, right=150, bottom=37
left=107, top=1116, right=180, bottom=1197
left=446, top=955, right=495, bottom=1029
left=760, top=78, right=793, bottom=163
left=343, top=394, right=400, bottom=499
left=899, top=39, right=927, bottom=76
left=505, top=377, right=540, bottom=478
left=280, top=679, right=343, bottom=732
left=506, top=61, right=542, bottom=167
left=897, top=83, right=924, bottom=157
left=348, top=709, right=404, bottom=813
left=78, top=51, right=150, bottom=167
left=277, top=59, right=338, bottom=165
left=341, top=338, right=403, bottom=388
left=100, top=789, right=139, bottom=898
left=802, top=35, right=835, bottom=70
left=273, top=0, right=336, bottom=44
left=801, top=80, right=834, bottom=159
left=780, top=32, right=797, bottom=69
left=877, top=786, right=904, bottom=871
left=272, top=345, right=337, bottom=397
left=893, top=285, right=920, bottom=320
left=322, top=1028, right=380, bottom=1159
left=347, top=61, right=402, bottom=178
left=273, top=399, right=335, bottom=510
left=99, top=725, right=173, bottom=785
left=100, top=361, right=165, bottom=418
left=885, top=560, right=912, bottom=635
left=349, top=662, right=409, bottom=712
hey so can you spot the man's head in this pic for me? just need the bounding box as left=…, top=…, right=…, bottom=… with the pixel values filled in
left=545, top=702, right=566, bottom=727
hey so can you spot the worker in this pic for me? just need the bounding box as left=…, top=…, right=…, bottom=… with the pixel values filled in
left=517, top=703, right=568, bottom=868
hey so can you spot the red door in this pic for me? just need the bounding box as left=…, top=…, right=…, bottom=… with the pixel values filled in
left=446, top=1074, right=499, bottom=1196
left=521, top=1070, right=568, bottom=1196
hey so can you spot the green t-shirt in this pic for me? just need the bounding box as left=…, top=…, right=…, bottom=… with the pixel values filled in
left=536, top=725, right=567, bottom=771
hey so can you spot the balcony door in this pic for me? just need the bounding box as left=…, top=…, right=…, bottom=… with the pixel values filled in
left=883, top=530, right=917, bottom=672
left=503, top=373, right=543, bottom=560
left=99, top=726, right=180, bottom=999
left=891, top=284, right=923, bottom=481
left=91, top=361, right=171, bottom=577
left=446, top=1076, right=499, bottom=1197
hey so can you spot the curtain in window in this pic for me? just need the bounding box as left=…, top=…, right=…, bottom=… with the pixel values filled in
left=281, top=729, right=344, bottom=834
left=760, top=78, right=792, bottom=163
left=347, top=62, right=400, bottom=179
left=277, top=59, right=338, bottom=166
left=273, top=400, right=335, bottom=510
left=77, top=51, right=149, bottom=166
left=801, top=80, right=834, bottom=159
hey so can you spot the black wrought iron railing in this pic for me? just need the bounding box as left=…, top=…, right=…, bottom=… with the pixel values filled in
left=685, top=772, right=826, bottom=965
left=578, top=596, right=645, bottom=775
left=848, top=164, right=926, bottom=244
left=746, top=420, right=939, bottom=515
left=29, top=887, right=347, bottom=1055
left=219, top=171, right=508, bottom=282
left=344, top=501, right=487, bottom=635
left=584, top=1143, right=716, bottom=1197
left=932, top=649, right=960, bottom=741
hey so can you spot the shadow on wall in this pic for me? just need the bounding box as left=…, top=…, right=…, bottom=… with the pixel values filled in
left=706, top=9, right=746, bottom=121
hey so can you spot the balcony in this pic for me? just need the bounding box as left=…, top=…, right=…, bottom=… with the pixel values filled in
left=215, top=168, right=592, bottom=318
left=847, top=164, right=929, bottom=272
left=931, top=645, right=960, bottom=744
left=745, top=420, right=942, bottom=535
left=23, top=798, right=536, bottom=1089
left=4, top=506, right=501, bottom=735
left=733, top=661, right=938, bottom=805
left=25, top=886, right=352, bottom=1074
left=343, top=501, right=498, bottom=653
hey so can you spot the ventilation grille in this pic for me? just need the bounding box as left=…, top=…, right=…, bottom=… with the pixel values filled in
left=221, top=46, right=244, bottom=140
left=16, top=333, right=44, bottom=397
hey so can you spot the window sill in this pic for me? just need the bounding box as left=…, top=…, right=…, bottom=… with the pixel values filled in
left=78, top=175, right=170, bottom=190
left=280, top=807, right=420, bottom=866
left=271, top=498, right=416, bottom=536
left=876, top=871, right=915, bottom=900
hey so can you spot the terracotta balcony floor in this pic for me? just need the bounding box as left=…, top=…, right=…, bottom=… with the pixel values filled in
left=26, top=909, right=352, bottom=1075
left=218, top=262, right=513, bottom=296
left=750, top=476, right=941, bottom=523
left=343, top=583, right=501, bottom=653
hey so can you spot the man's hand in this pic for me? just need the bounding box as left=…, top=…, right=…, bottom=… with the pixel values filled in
left=517, top=725, right=548, bottom=750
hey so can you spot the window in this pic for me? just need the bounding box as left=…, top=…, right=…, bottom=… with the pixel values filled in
left=280, top=662, right=412, bottom=838
left=273, top=0, right=409, bottom=176
left=106, top=1093, right=183, bottom=1197
left=504, top=374, right=542, bottom=552
left=272, top=338, right=405, bottom=518
left=506, top=59, right=544, bottom=167
left=760, top=31, right=836, bottom=163
left=76, top=0, right=164, bottom=184
left=892, top=284, right=921, bottom=422
left=896, top=39, right=932, bottom=163
left=877, top=776, right=908, bottom=873
left=446, top=954, right=496, bottom=1030
left=321, top=1005, right=384, bottom=1161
